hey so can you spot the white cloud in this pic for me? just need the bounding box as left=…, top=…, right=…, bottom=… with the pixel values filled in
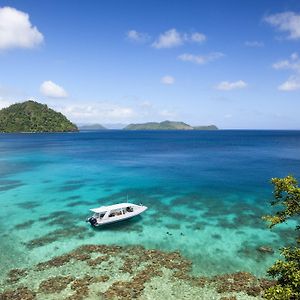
left=178, top=52, right=224, bottom=65
left=273, top=53, right=300, bottom=91
left=0, top=95, right=180, bottom=124
left=40, top=81, right=68, bottom=98
left=190, top=32, right=206, bottom=43
left=216, top=80, right=247, bottom=91
left=273, top=60, right=291, bottom=70
left=60, top=102, right=135, bottom=123
left=0, top=99, right=11, bottom=109
left=272, top=52, right=300, bottom=72
left=59, top=99, right=181, bottom=124
left=278, top=76, right=300, bottom=91
left=264, top=12, right=300, bottom=40
left=244, top=41, right=264, bottom=47
left=126, top=30, right=150, bottom=43
left=0, top=6, right=43, bottom=50
left=152, top=28, right=206, bottom=48
left=161, top=75, right=175, bottom=85
left=152, top=29, right=183, bottom=48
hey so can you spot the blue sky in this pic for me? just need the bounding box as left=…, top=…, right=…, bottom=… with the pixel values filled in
left=0, top=0, right=300, bottom=128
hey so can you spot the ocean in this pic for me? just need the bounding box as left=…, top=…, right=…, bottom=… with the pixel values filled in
left=1, top=130, right=300, bottom=299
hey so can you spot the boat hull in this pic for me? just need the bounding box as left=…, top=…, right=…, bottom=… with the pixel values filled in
left=92, top=206, right=147, bottom=227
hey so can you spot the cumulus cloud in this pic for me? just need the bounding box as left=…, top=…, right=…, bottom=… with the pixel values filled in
left=60, top=99, right=181, bottom=123
left=161, top=75, right=175, bottom=85
left=264, top=11, right=300, bottom=40
left=152, top=29, right=183, bottom=48
left=152, top=28, right=206, bottom=49
left=278, top=76, right=300, bottom=91
left=0, top=6, right=44, bottom=50
left=216, top=80, right=247, bottom=91
left=178, top=52, right=224, bottom=65
left=59, top=102, right=135, bottom=123
left=273, top=53, right=300, bottom=91
left=126, top=30, right=150, bottom=43
left=272, top=52, right=300, bottom=72
left=244, top=41, right=264, bottom=47
left=40, top=81, right=68, bottom=98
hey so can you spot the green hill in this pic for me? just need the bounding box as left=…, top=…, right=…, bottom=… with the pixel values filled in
left=78, top=124, right=107, bottom=130
left=0, top=100, right=78, bottom=133
left=124, top=120, right=218, bottom=130
left=193, top=125, right=218, bottom=130
left=124, top=121, right=193, bottom=130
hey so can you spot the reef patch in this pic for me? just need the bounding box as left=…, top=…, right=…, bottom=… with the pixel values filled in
left=0, top=244, right=275, bottom=299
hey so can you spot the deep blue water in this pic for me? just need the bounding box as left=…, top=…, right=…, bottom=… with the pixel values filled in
left=1, top=130, right=300, bottom=280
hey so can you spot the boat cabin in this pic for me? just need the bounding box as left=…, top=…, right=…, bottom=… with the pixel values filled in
left=87, top=202, right=148, bottom=227
left=91, top=203, right=134, bottom=219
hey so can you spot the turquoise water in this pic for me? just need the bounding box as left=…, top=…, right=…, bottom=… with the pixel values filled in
left=1, top=130, right=300, bottom=284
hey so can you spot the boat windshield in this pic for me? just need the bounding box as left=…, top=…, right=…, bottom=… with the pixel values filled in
left=108, top=209, right=124, bottom=217
left=94, top=212, right=106, bottom=219
left=126, top=206, right=133, bottom=212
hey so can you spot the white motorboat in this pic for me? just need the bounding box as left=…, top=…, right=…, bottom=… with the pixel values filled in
left=86, top=203, right=147, bottom=227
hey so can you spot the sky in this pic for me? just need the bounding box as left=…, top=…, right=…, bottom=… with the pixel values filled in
left=0, top=0, right=300, bottom=129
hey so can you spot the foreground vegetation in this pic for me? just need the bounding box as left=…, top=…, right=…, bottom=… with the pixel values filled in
left=0, top=100, right=78, bottom=133
left=263, top=175, right=300, bottom=299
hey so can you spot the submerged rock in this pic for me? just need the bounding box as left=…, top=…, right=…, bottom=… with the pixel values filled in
left=6, top=268, right=28, bottom=284
left=256, top=246, right=274, bottom=254
left=0, top=287, right=36, bottom=300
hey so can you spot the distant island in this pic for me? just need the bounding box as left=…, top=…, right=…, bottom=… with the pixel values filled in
left=78, top=124, right=107, bottom=130
left=0, top=100, right=78, bottom=133
left=193, top=125, right=218, bottom=130
left=124, top=121, right=218, bottom=130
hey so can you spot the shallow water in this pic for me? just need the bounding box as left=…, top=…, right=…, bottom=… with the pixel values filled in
left=1, top=130, right=300, bottom=297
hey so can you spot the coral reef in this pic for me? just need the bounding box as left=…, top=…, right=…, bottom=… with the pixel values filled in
left=39, top=275, right=75, bottom=293
left=211, top=271, right=275, bottom=297
left=14, top=220, right=35, bottom=230
left=0, top=244, right=274, bottom=299
left=6, top=268, right=28, bottom=284
left=24, top=226, right=89, bottom=249
left=0, top=287, right=36, bottom=300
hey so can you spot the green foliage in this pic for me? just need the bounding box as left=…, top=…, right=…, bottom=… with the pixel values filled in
left=0, top=100, right=78, bottom=133
left=264, top=285, right=293, bottom=300
left=79, top=124, right=106, bottom=130
left=263, top=175, right=300, bottom=228
left=263, top=175, right=300, bottom=299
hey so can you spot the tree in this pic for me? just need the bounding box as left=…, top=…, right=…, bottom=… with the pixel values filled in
left=263, top=175, right=300, bottom=300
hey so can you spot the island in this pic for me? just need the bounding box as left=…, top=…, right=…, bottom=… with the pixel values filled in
left=78, top=124, right=107, bottom=130
left=193, top=125, right=218, bottom=130
left=123, top=120, right=218, bottom=130
left=0, top=100, right=78, bottom=133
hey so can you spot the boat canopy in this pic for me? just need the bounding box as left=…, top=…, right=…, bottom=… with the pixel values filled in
left=90, top=203, right=134, bottom=213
